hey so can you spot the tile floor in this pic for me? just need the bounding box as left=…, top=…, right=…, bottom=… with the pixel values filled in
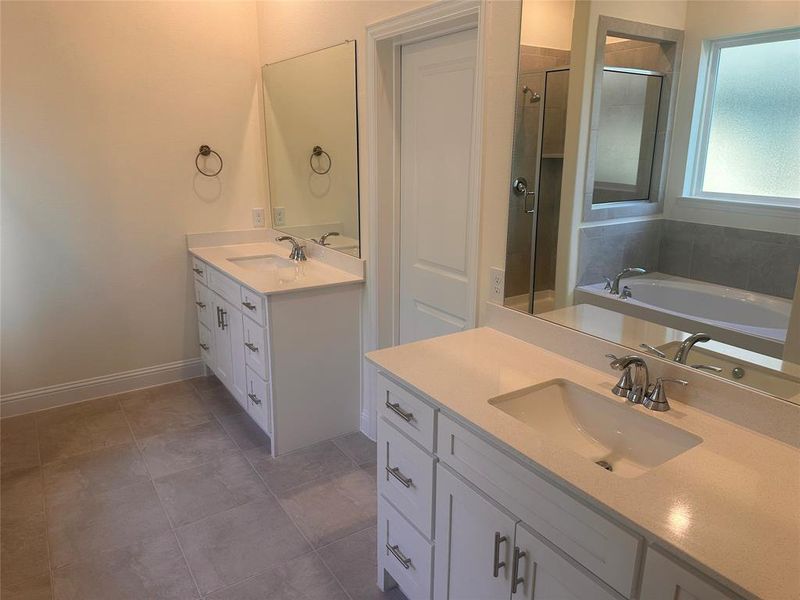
left=0, top=376, right=406, bottom=600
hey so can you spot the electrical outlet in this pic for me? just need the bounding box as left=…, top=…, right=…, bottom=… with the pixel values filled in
left=489, top=267, right=505, bottom=303
left=252, top=207, right=265, bottom=228
left=273, top=206, right=286, bottom=227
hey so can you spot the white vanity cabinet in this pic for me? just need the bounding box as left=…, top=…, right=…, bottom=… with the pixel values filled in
left=375, top=372, right=740, bottom=600
left=191, top=256, right=361, bottom=455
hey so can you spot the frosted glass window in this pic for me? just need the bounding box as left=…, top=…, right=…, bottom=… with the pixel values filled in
left=700, top=35, right=800, bottom=200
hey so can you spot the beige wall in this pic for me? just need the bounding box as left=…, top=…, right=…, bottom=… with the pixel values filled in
left=521, top=0, right=575, bottom=50
left=1, top=1, right=266, bottom=394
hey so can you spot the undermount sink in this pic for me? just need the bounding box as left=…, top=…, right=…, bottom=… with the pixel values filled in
left=489, top=379, right=702, bottom=478
left=228, top=254, right=296, bottom=271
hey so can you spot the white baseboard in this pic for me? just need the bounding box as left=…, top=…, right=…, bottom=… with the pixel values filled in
left=0, top=358, right=204, bottom=418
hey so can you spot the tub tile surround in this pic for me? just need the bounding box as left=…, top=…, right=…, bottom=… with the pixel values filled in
left=577, top=219, right=800, bottom=299
left=0, top=376, right=391, bottom=600
left=368, top=303, right=800, bottom=600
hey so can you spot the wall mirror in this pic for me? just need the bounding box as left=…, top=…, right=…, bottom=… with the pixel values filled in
left=504, top=0, right=800, bottom=404
left=261, top=41, right=360, bottom=257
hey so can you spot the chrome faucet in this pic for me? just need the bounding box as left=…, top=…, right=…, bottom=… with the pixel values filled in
left=673, top=333, right=711, bottom=364
left=642, top=377, right=687, bottom=412
left=607, top=267, right=647, bottom=295
left=312, top=231, right=340, bottom=246
left=607, top=354, right=650, bottom=404
left=276, top=236, right=307, bottom=261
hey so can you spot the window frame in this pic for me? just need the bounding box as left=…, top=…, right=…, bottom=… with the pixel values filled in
left=686, top=27, right=800, bottom=208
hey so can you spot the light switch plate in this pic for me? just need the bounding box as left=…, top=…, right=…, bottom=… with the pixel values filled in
left=252, top=207, right=266, bottom=228
left=273, top=206, right=286, bottom=227
left=489, top=267, right=505, bottom=303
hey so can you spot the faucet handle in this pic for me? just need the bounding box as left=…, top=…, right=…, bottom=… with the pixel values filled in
left=603, top=277, right=612, bottom=291
left=639, top=343, right=667, bottom=358
left=642, top=377, right=687, bottom=412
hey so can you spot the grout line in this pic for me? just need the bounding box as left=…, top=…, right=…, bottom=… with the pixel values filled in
left=32, top=413, right=57, bottom=598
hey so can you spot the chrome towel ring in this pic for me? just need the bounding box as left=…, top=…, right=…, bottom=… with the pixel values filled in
left=310, top=145, right=332, bottom=175
left=195, top=145, right=223, bottom=177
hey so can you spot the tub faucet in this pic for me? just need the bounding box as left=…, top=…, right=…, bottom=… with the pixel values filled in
left=607, top=354, right=650, bottom=404
left=608, top=268, right=647, bottom=295
left=276, top=236, right=307, bottom=261
left=673, top=333, right=711, bottom=364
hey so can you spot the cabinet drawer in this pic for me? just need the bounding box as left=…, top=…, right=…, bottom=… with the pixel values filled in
left=243, top=316, right=270, bottom=381
left=191, top=257, right=208, bottom=285
left=378, top=418, right=436, bottom=539
left=437, top=412, right=641, bottom=598
left=194, top=283, right=214, bottom=330
left=379, top=498, right=433, bottom=600
left=640, top=547, right=737, bottom=600
left=240, top=286, right=266, bottom=327
left=377, top=374, right=436, bottom=452
left=208, top=267, right=241, bottom=307
left=245, top=366, right=271, bottom=436
left=198, top=323, right=214, bottom=367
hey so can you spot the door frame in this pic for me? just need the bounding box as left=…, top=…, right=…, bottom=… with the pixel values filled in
left=362, top=0, right=486, bottom=437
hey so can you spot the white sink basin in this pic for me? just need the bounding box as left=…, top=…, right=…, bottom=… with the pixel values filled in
left=227, top=254, right=296, bottom=271
left=489, top=379, right=702, bottom=477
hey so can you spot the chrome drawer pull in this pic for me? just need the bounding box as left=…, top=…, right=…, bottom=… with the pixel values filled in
left=192, top=267, right=204, bottom=275
left=195, top=301, right=206, bottom=309
left=511, top=546, right=526, bottom=593
left=386, top=543, right=412, bottom=570
left=199, top=343, right=209, bottom=351
left=242, top=301, right=256, bottom=311
left=385, top=400, right=414, bottom=422
left=385, top=466, right=413, bottom=488
left=493, top=532, right=507, bottom=578
left=247, top=392, right=262, bottom=405
left=244, top=342, right=259, bottom=353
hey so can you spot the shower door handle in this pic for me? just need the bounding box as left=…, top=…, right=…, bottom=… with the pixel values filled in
left=512, top=177, right=537, bottom=214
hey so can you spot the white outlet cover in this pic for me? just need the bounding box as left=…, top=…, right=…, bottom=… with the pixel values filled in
left=273, top=206, right=286, bottom=227
left=489, top=267, right=505, bottom=303
left=252, top=207, right=266, bottom=228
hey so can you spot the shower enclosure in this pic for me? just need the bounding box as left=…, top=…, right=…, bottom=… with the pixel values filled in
left=504, top=47, right=570, bottom=314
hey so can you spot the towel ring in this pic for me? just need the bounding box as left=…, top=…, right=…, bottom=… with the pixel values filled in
left=309, top=145, right=332, bottom=175
left=195, top=145, right=223, bottom=177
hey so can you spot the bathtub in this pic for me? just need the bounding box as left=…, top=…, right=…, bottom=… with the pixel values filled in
left=574, top=273, right=792, bottom=358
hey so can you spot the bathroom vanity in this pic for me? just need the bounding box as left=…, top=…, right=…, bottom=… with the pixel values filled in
left=189, top=235, right=363, bottom=455
left=368, top=325, right=799, bottom=600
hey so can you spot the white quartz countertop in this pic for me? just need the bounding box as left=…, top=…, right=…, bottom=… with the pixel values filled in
left=189, top=242, right=363, bottom=295
left=366, top=327, right=800, bottom=600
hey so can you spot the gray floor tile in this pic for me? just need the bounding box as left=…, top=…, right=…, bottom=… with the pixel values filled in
left=319, top=527, right=407, bottom=600
left=1, top=511, right=52, bottom=599
left=120, top=386, right=211, bottom=439
left=189, top=374, right=225, bottom=393
left=42, top=443, right=148, bottom=504
left=154, top=453, right=269, bottom=527
left=36, top=397, right=132, bottom=464
left=176, top=496, right=310, bottom=595
left=360, top=461, right=378, bottom=480
left=216, top=412, right=269, bottom=451
left=195, top=385, right=244, bottom=418
left=277, top=468, right=377, bottom=548
left=51, top=531, right=197, bottom=600
left=1, top=414, right=40, bottom=475
left=245, top=440, right=355, bottom=494
left=1, top=466, right=44, bottom=521
left=333, top=432, right=377, bottom=467
left=205, top=553, right=347, bottom=600
left=46, top=480, right=171, bottom=567
left=137, top=420, right=240, bottom=479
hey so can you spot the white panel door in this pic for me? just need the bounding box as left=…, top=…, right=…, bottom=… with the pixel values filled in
left=434, top=464, right=517, bottom=600
left=399, top=28, right=478, bottom=344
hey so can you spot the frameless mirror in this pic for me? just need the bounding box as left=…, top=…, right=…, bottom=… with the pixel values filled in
left=261, top=41, right=360, bottom=257
left=504, top=1, right=800, bottom=404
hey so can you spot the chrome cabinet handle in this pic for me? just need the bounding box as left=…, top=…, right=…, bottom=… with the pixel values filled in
left=385, top=466, right=413, bottom=488
left=242, top=301, right=256, bottom=311
left=511, top=546, right=526, bottom=594
left=247, top=392, right=261, bottom=405
left=195, top=301, right=206, bottom=309
left=385, top=400, right=414, bottom=422
left=192, top=267, right=204, bottom=275
left=244, top=342, right=259, bottom=353
left=493, top=532, right=507, bottom=578
left=199, top=343, right=209, bottom=351
left=220, top=309, right=227, bottom=330
left=386, top=543, right=412, bottom=570
left=216, top=307, right=222, bottom=328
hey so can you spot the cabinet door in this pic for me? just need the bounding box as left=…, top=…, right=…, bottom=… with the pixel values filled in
left=640, top=548, right=736, bottom=600
left=212, top=297, right=234, bottom=391
left=434, top=464, right=517, bottom=600
left=213, top=295, right=247, bottom=406
left=512, top=524, right=617, bottom=600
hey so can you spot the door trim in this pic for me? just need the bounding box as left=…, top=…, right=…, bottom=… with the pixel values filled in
left=363, top=0, right=486, bottom=438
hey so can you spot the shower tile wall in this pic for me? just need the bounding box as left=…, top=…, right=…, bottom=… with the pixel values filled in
left=576, top=219, right=800, bottom=299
